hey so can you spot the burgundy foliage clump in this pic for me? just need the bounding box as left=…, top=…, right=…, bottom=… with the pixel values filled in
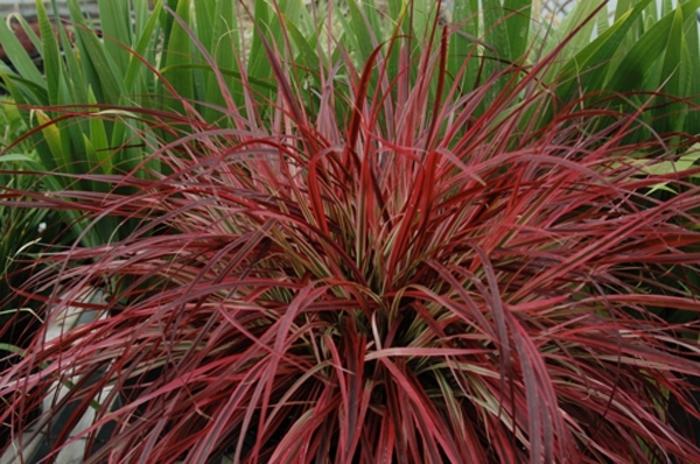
left=1, top=23, right=699, bottom=464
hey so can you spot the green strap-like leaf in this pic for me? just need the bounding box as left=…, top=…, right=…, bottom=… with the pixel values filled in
left=504, top=0, right=531, bottom=61
left=655, top=5, right=690, bottom=133
left=447, top=0, right=479, bottom=92
left=67, top=0, right=124, bottom=103
left=605, top=0, right=700, bottom=92
left=0, top=15, right=44, bottom=85
left=164, top=0, right=194, bottom=103
left=97, top=0, right=131, bottom=72
left=35, top=0, right=61, bottom=104
left=557, top=0, right=653, bottom=94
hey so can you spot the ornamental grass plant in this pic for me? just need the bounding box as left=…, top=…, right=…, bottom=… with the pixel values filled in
left=1, top=1, right=700, bottom=463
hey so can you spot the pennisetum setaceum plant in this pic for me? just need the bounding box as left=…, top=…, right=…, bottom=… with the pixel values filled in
left=1, top=1, right=699, bottom=463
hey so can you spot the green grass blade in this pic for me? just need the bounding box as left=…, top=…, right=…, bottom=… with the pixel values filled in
left=447, top=0, right=479, bottom=91
left=684, top=0, right=700, bottom=133
left=194, top=0, right=216, bottom=55
left=557, top=0, right=653, bottom=94
left=97, top=0, right=131, bottom=71
left=247, top=0, right=273, bottom=90
left=57, top=20, right=88, bottom=105
left=163, top=0, right=194, bottom=103
left=614, top=0, right=634, bottom=21
left=0, top=17, right=44, bottom=85
left=87, top=89, right=111, bottom=174
left=596, top=4, right=610, bottom=35
left=124, top=0, right=163, bottom=95
left=67, top=0, right=124, bottom=103
left=655, top=5, right=690, bottom=134
left=546, top=1, right=600, bottom=67
left=344, top=0, right=378, bottom=65
left=605, top=0, right=700, bottom=92
left=11, top=14, right=42, bottom=55
left=643, top=1, right=659, bottom=30
left=504, top=0, right=531, bottom=61
left=661, top=0, right=674, bottom=16
left=132, top=0, right=151, bottom=39
left=482, top=0, right=511, bottom=62
left=34, top=109, right=65, bottom=170
left=35, top=0, right=61, bottom=104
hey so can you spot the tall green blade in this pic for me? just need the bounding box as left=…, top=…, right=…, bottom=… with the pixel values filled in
left=89, top=105, right=111, bottom=173
left=35, top=0, right=61, bottom=104
left=67, top=0, right=124, bottom=103
left=163, top=0, right=194, bottom=104
left=0, top=18, right=44, bottom=84
left=661, top=0, right=674, bottom=16
left=97, top=0, right=131, bottom=71
left=605, top=0, right=700, bottom=92
left=202, top=0, right=242, bottom=118
left=447, top=0, right=479, bottom=91
left=544, top=0, right=600, bottom=75
left=344, top=0, right=379, bottom=66
left=247, top=0, right=273, bottom=89
left=124, top=0, right=163, bottom=92
left=481, top=0, right=513, bottom=103
left=557, top=0, right=653, bottom=94
left=655, top=5, right=690, bottom=134
left=482, top=0, right=511, bottom=62
left=684, top=0, right=700, bottom=133
left=504, top=0, right=531, bottom=61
